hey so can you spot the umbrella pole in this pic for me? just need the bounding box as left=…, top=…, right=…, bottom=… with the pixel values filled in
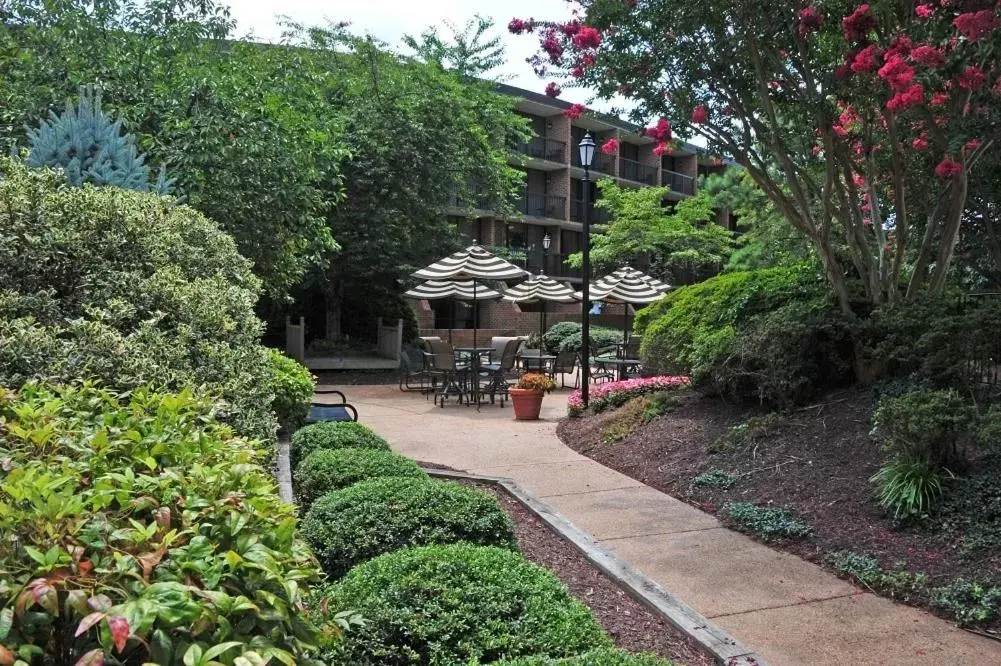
left=540, top=303, right=546, bottom=359
left=473, top=282, right=478, bottom=349
left=623, top=302, right=629, bottom=350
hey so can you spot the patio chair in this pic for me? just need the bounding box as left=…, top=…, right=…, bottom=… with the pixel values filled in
left=426, top=339, right=467, bottom=407
left=553, top=350, right=578, bottom=388
left=399, top=345, right=430, bottom=392
left=623, top=337, right=643, bottom=377
left=306, top=388, right=358, bottom=423
left=482, top=338, right=521, bottom=405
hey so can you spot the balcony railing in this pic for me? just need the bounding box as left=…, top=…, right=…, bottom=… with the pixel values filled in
left=513, top=191, right=567, bottom=219
left=661, top=169, right=696, bottom=196
left=620, top=158, right=658, bottom=185
left=525, top=251, right=583, bottom=280
left=572, top=150, right=616, bottom=175
left=516, top=136, right=567, bottom=162
left=569, top=198, right=610, bottom=224
left=446, top=190, right=491, bottom=210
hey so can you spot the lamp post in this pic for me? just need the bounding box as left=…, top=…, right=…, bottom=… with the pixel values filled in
left=578, top=132, right=595, bottom=407
left=541, top=231, right=551, bottom=275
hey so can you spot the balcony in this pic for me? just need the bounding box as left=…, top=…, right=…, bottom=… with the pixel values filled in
left=620, top=158, right=658, bottom=186
left=446, top=190, right=491, bottom=210
left=515, top=136, right=567, bottom=162
left=525, top=250, right=583, bottom=280
left=513, top=191, right=567, bottom=219
left=570, top=198, right=610, bottom=224
left=572, top=150, right=616, bottom=175
left=661, top=169, right=696, bottom=196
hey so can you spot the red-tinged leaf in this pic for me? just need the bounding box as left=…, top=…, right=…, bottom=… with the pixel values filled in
left=33, top=582, right=58, bottom=614
left=15, top=588, right=34, bottom=617
left=74, top=648, right=104, bottom=666
left=137, top=545, right=167, bottom=580
left=87, top=594, right=112, bottom=611
left=75, top=611, right=105, bottom=637
left=154, top=506, right=171, bottom=529
left=0, top=644, right=14, bottom=666
left=107, top=615, right=129, bottom=654
left=78, top=560, right=94, bottom=576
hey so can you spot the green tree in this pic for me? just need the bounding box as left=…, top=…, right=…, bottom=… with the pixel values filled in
left=404, top=14, right=506, bottom=76
left=568, top=179, right=734, bottom=285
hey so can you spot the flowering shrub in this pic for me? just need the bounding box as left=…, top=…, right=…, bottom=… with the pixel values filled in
left=567, top=375, right=689, bottom=416
left=517, top=373, right=558, bottom=391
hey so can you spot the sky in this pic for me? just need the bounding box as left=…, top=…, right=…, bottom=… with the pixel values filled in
left=226, top=0, right=620, bottom=112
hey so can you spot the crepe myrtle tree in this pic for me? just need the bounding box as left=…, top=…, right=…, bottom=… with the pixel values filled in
left=509, top=1, right=1001, bottom=313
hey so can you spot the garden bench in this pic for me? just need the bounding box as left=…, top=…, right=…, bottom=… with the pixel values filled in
left=306, top=388, right=358, bottom=422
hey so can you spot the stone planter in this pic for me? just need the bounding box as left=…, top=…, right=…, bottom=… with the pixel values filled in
left=509, top=387, right=545, bottom=420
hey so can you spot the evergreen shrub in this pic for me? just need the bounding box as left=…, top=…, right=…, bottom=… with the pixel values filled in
left=289, top=421, right=390, bottom=469
left=293, top=447, right=427, bottom=507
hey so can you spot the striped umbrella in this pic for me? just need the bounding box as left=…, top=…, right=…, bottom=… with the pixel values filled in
left=503, top=276, right=578, bottom=363
left=404, top=280, right=502, bottom=345
left=577, top=267, right=672, bottom=347
left=413, top=244, right=528, bottom=348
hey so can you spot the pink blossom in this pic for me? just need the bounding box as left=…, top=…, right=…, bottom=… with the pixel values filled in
left=812, top=145, right=822, bottom=156
left=909, top=45, right=944, bottom=68
left=572, top=26, right=602, bottom=49
left=559, top=21, right=582, bottom=37
left=798, top=5, right=824, bottom=35
left=915, top=4, right=934, bottom=19
left=958, top=65, right=986, bottom=90
left=564, top=103, right=587, bottom=120
left=545, top=82, right=562, bottom=97
left=645, top=118, right=672, bottom=142
left=853, top=173, right=866, bottom=188
left=566, top=375, right=691, bottom=411
left=571, top=66, right=585, bottom=78
left=930, top=91, right=949, bottom=106
left=887, top=84, right=924, bottom=112
left=935, top=158, right=963, bottom=178
left=965, top=138, right=982, bottom=152
left=508, top=18, right=532, bottom=34
left=886, top=35, right=913, bottom=60
left=851, top=44, right=882, bottom=73
left=843, top=4, right=877, bottom=41
left=953, top=10, right=1000, bottom=41
left=912, top=136, right=929, bottom=150
left=541, top=29, right=564, bottom=63
left=600, top=137, right=620, bottom=155
left=653, top=142, right=670, bottom=156
left=691, top=104, right=709, bottom=123
left=878, top=55, right=915, bottom=92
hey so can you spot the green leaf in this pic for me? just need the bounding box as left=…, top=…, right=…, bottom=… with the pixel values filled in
left=183, top=644, right=203, bottom=666
left=0, top=609, right=13, bottom=641
left=202, top=642, right=243, bottom=661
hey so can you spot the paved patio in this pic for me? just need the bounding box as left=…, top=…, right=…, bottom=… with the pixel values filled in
left=318, top=384, right=1001, bottom=666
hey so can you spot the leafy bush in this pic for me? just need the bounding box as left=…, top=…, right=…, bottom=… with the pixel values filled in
left=0, top=158, right=279, bottom=441
left=932, top=579, right=1001, bottom=627
left=871, top=457, right=953, bottom=520
left=709, top=413, right=786, bottom=453
left=290, top=420, right=390, bottom=469
left=542, top=321, right=622, bottom=355
left=724, top=501, right=811, bottom=541
left=321, top=543, right=611, bottom=665
left=824, top=551, right=926, bottom=599
left=301, top=477, right=517, bottom=578
left=636, top=264, right=851, bottom=406
left=933, top=456, right=1001, bottom=556
left=691, top=469, right=738, bottom=488
left=492, top=648, right=676, bottom=665
left=0, top=383, right=326, bottom=664
left=567, top=376, right=689, bottom=417
left=267, top=348, right=314, bottom=433
left=294, top=447, right=427, bottom=507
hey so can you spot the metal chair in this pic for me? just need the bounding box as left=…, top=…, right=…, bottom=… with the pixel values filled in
left=482, top=338, right=521, bottom=405
left=426, top=339, right=467, bottom=407
left=399, top=345, right=430, bottom=392
left=553, top=350, right=579, bottom=388
left=306, top=389, right=358, bottom=422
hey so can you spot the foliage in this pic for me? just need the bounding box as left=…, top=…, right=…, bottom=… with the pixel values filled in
left=709, top=413, right=787, bottom=454
left=516, top=373, right=557, bottom=391
left=0, top=158, right=279, bottom=441
left=266, top=349, right=314, bottom=433
left=321, top=543, right=611, bottom=665
left=404, top=14, right=506, bottom=76
left=934, top=457, right=1001, bottom=557
left=932, top=579, right=1001, bottom=627
left=600, top=396, right=654, bottom=445
left=26, top=85, right=170, bottom=193
left=566, top=180, right=734, bottom=285
left=290, top=421, right=391, bottom=470
left=874, top=389, right=975, bottom=467
left=0, top=384, right=326, bottom=664
left=516, top=1, right=1001, bottom=310
left=300, top=477, right=517, bottom=578
left=724, top=501, right=811, bottom=541
left=641, top=391, right=681, bottom=422
left=824, top=551, right=926, bottom=599
left=567, top=376, right=690, bottom=417
left=636, top=265, right=852, bottom=405
left=691, top=469, right=738, bottom=489
left=293, top=448, right=427, bottom=508
left=492, top=648, right=677, bottom=665
left=542, top=321, right=622, bottom=355
left=872, top=457, right=953, bottom=520
left=0, top=1, right=344, bottom=297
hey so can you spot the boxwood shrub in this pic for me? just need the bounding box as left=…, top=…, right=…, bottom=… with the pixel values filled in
left=492, top=648, right=676, bottom=665
left=294, top=447, right=427, bottom=507
left=322, top=543, right=611, bottom=665
left=290, top=420, right=390, bottom=468
left=301, top=477, right=517, bottom=578
left=266, top=348, right=315, bottom=433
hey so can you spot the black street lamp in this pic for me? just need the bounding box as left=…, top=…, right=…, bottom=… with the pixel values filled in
left=578, top=132, right=595, bottom=407
left=541, top=231, right=551, bottom=275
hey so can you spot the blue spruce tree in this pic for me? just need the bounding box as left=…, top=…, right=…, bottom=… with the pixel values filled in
left=26, top=86, right=172, bottom=194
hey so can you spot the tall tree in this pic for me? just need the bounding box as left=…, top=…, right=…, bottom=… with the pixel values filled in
left=509, top=1, right=1001, bottom=313
left=404, top=14, right=506, bottom=76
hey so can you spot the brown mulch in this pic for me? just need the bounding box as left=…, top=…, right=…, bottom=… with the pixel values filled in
left=465, top=480, right=714, bottom=666
left=556, top=387, right=999, bottom=616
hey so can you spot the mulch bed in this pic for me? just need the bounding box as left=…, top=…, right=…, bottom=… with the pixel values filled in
left=463, top=480, right=714, bottom=666
left=556, top=387, right=1001, bottom=625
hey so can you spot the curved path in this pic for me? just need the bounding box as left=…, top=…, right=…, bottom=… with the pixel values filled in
left=321, top=384, right=1001, bottom=666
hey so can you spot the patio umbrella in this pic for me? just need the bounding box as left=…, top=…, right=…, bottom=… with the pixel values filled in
left=577, top=266, right=672, bottom=346
left=412, top=244, right=528, bottom=348
left=502, top=275, right=578, bottom=359
left=404, top=280, right=502, bottom=344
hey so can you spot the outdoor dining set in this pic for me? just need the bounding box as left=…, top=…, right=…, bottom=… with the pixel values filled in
left=399, top=243, right=669, bottom=408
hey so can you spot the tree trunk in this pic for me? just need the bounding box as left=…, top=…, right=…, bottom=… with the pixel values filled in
left=324, top=281, right=344, bottom=341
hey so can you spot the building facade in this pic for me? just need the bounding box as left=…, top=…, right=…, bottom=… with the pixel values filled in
left=414, top=83, right=733, bottom=341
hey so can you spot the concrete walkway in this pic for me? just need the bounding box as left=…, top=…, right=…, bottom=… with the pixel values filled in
left=322, top=384, right=1001, bottom=666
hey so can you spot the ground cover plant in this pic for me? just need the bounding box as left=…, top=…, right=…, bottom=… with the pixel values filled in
left=724, top=501, right=812, bottom=542
left=567, top=376, right=689, bottom=417
left=493, top=649, right=677, bottom=665
left=0, top=383, right=326, bottom=664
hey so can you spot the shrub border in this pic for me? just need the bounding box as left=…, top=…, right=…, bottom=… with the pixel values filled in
left=422, top=468, right=766, bottom=666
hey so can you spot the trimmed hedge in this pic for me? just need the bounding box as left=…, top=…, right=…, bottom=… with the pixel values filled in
left=266, top=348, right=315, bottom=433
left=492, top=648, right=676, bottom=665
left=301, top=477, right=517, bottom=578
left=322, top=543, right=611, bottom=665
left=290, top=420, right=390, bottom=468
left=294, top=447, right=427, bottom=507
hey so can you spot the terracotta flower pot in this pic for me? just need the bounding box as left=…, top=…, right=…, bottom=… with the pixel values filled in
left=509, top=387, right=545, bottom=420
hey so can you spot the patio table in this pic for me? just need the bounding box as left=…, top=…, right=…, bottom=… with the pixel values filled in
left=454, top=347, right=496, bottom=405
left=593, top=356, right=641, bottom=382
left=519, top=353, right=557, bottom=377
